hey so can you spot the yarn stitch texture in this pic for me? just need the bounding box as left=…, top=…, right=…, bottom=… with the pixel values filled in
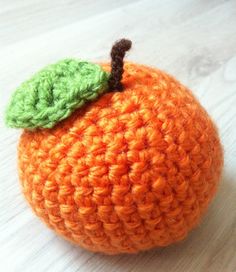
left=18, top=63, right=223, bottom=254
left=5, top=59, right=109, bottom=129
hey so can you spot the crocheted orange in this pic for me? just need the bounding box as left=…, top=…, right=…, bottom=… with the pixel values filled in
left=7, top=39, right=223, bottom=254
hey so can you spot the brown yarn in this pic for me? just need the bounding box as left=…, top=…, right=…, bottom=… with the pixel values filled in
left=108, top=39, right=132, bottom=91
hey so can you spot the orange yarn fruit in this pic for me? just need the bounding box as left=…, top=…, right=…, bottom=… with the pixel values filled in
left=18, top=61, right=223, bottom=254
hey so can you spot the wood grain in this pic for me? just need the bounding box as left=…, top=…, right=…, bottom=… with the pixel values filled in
left=0, top=0, right=236, bottom=271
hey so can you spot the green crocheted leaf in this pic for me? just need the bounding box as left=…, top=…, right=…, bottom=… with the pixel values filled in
left=5, top=59, right=109, bottom=129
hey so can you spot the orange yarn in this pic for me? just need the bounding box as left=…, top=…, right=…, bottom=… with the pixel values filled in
left=18, top=63, right=223, bottom=254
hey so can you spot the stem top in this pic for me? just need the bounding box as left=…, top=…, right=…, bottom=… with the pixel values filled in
left=108, top=39, right=132, bottom=91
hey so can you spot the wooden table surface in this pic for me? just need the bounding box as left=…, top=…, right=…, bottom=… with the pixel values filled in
left=0, top=1, right=236, bottom=271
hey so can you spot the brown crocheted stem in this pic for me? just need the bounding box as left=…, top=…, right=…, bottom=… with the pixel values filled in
left=108, top=39, right=132, bottom=91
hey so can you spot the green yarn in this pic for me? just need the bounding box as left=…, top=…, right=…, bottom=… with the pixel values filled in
left=5, top=59, right=109, bottom=129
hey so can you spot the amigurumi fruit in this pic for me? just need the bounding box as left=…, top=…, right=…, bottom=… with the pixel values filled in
left=6, top=39, right=223, bottom=254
